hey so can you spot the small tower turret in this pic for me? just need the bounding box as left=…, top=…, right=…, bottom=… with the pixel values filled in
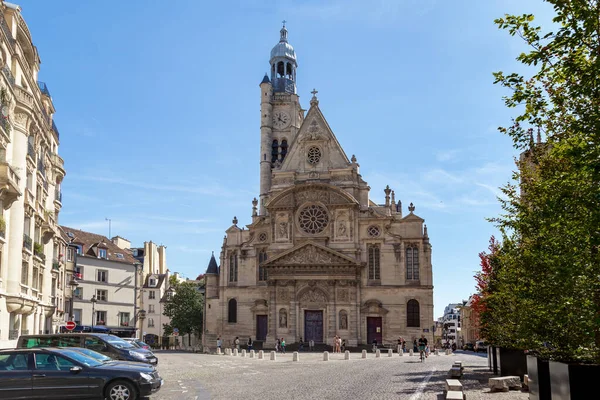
left=205, top=252, right=219, bottom=299
left=270, top=21, right=297, bottom=94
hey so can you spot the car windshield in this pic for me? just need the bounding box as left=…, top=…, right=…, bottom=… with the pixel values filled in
left=71, top=347, right=112, bottom=362
left=105, top=336, right=136, bottom=349
left=136, top=341, right=149, bottom=347
left=56, top=349, right=103, bottom=367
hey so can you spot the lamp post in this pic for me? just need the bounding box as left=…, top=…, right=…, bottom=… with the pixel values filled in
left=90, top=295, right=97, bottom=328
left=138, top=309, right=146, bottom=341
left=68, top=278, right=79, bottom=322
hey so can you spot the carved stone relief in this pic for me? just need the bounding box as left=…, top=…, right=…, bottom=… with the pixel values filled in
left=275, top=212, right=290, bottom=242
left=280, top=245, right=336, bottom=264
left=13, top=112, right=28, bottom=128
left=296, top=190, right=329, bottom=204
left=277, top=288, right=290, bottom=302
left=299, top=289, right=327, bottom=304
left=338, top=289, right=349, bottom=303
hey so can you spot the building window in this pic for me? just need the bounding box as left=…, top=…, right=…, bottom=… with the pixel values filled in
left=407, top=299, right=420, bottom=327
left=96, top=289, right=107, bottom=302
left=406, top=245, right=419, bottom=280
left=74, top=266, right=83, bottom=280
left=66, top=247, right=74, bottom=262
left=148, top=304, right=155, bottom=314
left=98, top=248, right=107, bottom=259
left=21, top=262, right=29, bottom=285
left=228, top=252, right=238, bottom=282
left=148, top=318, right=155, bottom=328
left=149, top=291, right=156, bottom=299
left=32, top=267, right=39, bottom=290
left=258, top=250, right=268, bottom=281
left=119, top=312, right=130, bottom=327
left=73, top=309, right=82, bottom=325
left=367, top=244, right=380, bottom=280
left=74, top=244, right=83, bottom=255
left=73, top=287, right=83, bottom=300
left=97, top=270, right=108, bottom=282
left=228, top=298, right=237, bottom=323
left=271, top=139, right=279, bottom=164
left=96, top=311, right=107, bottom=325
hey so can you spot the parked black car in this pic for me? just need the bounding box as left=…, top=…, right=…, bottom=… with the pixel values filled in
left=17, top=333, right=158, bottom=365
left=463, top=343, right=475, bottom=351
left=0, top=347, right=162, bottom=400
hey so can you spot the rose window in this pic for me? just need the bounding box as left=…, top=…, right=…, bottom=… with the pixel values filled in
left=367, top=225, right=381, bottom=237
left=298, top=204, right=329, bottom=234
left=307, top=146, right=322, bottom=165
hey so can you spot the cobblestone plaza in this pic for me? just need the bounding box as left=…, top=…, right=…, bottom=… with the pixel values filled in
left=150, top=350, right=528, bottom=400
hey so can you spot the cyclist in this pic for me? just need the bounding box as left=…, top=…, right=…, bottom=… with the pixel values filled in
left=418, top=335, right=428, bottom=361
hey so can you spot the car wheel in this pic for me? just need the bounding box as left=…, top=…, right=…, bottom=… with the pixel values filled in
left=106, top=380, right=137, bottom=400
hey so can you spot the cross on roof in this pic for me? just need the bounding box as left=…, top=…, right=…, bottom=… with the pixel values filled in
left=282, top=20, right=287, bottom=27
left=311, top=88, right=318, bottom=97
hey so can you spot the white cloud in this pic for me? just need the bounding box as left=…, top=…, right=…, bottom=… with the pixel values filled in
left=435, top=149, right=461, bottom=162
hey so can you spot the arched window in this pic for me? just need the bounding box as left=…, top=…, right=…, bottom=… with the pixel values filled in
left=147, top=318, right=154, bottom=328
left=407, top=299, right=420, bottom=327
left=258, top=250, right=268, bottom=281
left=228, top=298, right=237, bottom=323
left=228, top=252, right=238, bottom=282
left=280, top=139, right=288, bottom=161
left=271, top=139, right=279, bottom=164
left=277, top=61, right=285, bottom=78
left=406, top=245, right=419, bottom=280
left=368, top=244, right=380, bottom=280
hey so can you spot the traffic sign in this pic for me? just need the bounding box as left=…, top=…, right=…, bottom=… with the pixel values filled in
left=173, top=328, right=179, bottom=333
left=65, top=321, right=76, bottom=331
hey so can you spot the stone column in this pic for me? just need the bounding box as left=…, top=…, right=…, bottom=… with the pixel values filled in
left=268, top=281, right=276, bottom=346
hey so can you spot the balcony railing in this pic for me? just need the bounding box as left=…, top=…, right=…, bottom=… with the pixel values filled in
left=1, top=65, right=14, bottom=86
left=34, top=242, right=45, bottom=262
left=52, top=259, right=60, bottom=271
left=38, top=81, right=51, bottom=97
left=27, top=141, right=35, bottom=160
left=8, top=330, right=18, bottom=340
left=23, top=233, right=32, bottom=251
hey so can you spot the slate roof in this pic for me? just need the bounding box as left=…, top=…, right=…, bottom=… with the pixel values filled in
left=143, top=273, right=167, bottom=289
left=261, top=74, right=270, bottom=84
left=59, top=226, right=139, bottom=265
left=206, top=253, right=219, bottom=274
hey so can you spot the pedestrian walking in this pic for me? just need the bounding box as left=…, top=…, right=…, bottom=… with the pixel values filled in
left=247, top=337, right=253, bottom=351
left=299, top=337, right=304, bottom=352
left=235, top=336, right=240, bottom=351
left=341, top=339, right=346, bottom=352
left=217, top=336, right=222, bottom=352
left=281, top=338, right=286, bottom=354
left=372, top=338, right=377, bottom=353
left=276, top=338, right=281, bottom=353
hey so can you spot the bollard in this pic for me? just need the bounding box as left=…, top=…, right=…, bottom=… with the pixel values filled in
left=226, top=348, right=231, bottom=356
left=270, top=351, right=276, bottom=360
left=293, top=351, right=299, bottom=362
left=217, top=348, right=222, bottom=355
left=258, top=350, right=264, bottom=359
left=435, top=349, right=439, bottom=356
left=345, top=350, right=350, bottom=360
left=323, top=351, right=329, bottom=361
left=249, top=350, right=255, bottom=358
left=376, top=349, right=381, bottom=358
left=233, top=349, right=238, bottom=356
left=362, top=349, right=367, bottom=359
left=241, top=350, right=246, bottom=357
left=409, top=349, right=414, bottom=356
left=388, top=349, right=393, bottom=357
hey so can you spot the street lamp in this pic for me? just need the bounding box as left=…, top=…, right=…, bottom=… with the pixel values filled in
left=138, top=309, right=146, bottom=341
left=90, top=295, right=97, bottom=328
left=68, top=278, right=79, bottom=322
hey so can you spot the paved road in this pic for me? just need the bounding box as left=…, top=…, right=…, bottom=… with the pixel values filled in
left=149, top=350, right=528, bottom=400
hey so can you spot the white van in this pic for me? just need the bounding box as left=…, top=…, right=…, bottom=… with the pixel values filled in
left=475, top=340, right=488, bottom=352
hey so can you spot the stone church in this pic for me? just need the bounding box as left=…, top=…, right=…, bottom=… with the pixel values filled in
left=203, top=24, right=434, bottom=349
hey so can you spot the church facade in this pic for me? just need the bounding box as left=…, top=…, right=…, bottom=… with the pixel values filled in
left=203, top=25, right=434, bottom=348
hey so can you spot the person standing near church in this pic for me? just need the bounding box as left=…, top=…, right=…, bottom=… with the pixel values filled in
left=234, top=337, right=240, bottom=351
left=247, top=337, right=253, bottom=351
left=217, top=337, right=222, bottom=352
left=281, top=338, right=286, bottom=354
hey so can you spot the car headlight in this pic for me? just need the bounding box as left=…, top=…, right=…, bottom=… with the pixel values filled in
left=140, top=372, right=153, bottom=381
left=129, top=351, right=147, bottom=360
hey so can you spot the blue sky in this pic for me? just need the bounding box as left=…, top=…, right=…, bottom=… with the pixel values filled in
left=18, top=0, right=554, bottom=318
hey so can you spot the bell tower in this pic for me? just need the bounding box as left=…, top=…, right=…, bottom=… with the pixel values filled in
left=259, top=22, right=304, bottom=215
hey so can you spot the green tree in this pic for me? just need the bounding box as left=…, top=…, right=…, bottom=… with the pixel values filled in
left=492, top=0, right=600, bottom=363
left=163, top=281, right=204, bottom=342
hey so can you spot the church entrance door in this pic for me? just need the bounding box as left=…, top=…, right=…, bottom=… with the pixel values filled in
left=256, top=315, right=268, bottom=341
left=367, top=317, right=382, bottom=345
left=304, top=310, right=323, bottom=343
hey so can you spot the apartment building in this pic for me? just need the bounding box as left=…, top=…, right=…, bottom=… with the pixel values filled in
left=0, top=3, right=67, bottom=348
left=61, top=226, right=140, bottom=337
left=460, top=294, right=480, bottom=346
left=142, top=272, right=172, bottom=340
left=441, top=303, right=462, bottom=347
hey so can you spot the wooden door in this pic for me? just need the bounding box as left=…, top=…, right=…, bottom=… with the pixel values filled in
left=367, top=317, right=383, bottom=345
left=304, top=310, right=323, bottom=343
left=256, top=315, right=267, bottom=341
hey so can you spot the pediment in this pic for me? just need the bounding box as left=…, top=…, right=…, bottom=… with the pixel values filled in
left=263, top=242, right=360, bottom=267
left=266, top=183, right=359, bottom=209
left=402, top=212, right=424, bottom=222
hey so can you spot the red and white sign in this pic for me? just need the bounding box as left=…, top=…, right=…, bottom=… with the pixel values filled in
left=65, top=321, right=76, bottom=331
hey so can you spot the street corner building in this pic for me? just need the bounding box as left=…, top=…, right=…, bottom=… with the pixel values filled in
left=203, top=24, right=434, bottom=349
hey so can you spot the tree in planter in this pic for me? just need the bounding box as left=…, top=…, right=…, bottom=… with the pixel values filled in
left=492, top=0, right=600, bottom=364
left=33, top=242, right=44, bottom=256
left=163, top=280, right=204, bottom=346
